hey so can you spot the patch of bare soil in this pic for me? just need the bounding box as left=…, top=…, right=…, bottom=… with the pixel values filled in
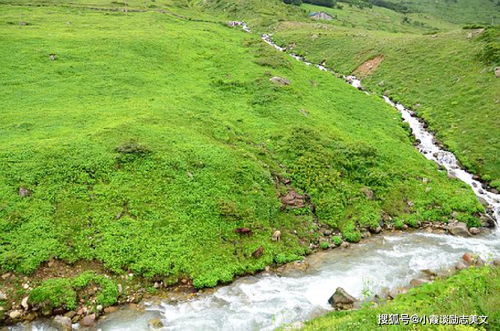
left=353, top=55, right=384, bottom=78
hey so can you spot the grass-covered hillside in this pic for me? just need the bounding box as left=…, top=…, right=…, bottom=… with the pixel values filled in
left=379, top=0, right=500, bottom=25
left=273, top=2, right=500, bottom=188
left=0, top=0, right=484, bottom=296
left=300, top=266, right=500, bottom=330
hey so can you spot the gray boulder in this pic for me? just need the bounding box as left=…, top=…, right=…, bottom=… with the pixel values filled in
left=53, top=315, right=72, bottom=331
left=80, top=314, right=96, bottom=327
left=148, top=318, right=164, bottom=329
left=328, top=287, right=357, bottom=310
left=448, top=222, right=470, bottom=236
left=469, top=227, right=480, bottom=235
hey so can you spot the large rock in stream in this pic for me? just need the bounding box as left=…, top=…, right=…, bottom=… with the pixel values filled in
left=328, top=287, right=357, bottom=310
left=447, top=222, right=470, bottom=237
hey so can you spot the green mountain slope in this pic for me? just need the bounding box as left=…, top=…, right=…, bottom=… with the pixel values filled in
left=380, top=0, right=499, bottom=25
left=0, top=0, right=483, bottom=295
left=273, top=3, right=500, bottom=188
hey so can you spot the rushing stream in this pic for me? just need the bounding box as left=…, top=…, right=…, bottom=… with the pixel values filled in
left=12, top=26, right=500, bottom=331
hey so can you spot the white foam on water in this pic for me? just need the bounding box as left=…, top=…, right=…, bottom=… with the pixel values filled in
left=88, top=231, right=500, bottom=331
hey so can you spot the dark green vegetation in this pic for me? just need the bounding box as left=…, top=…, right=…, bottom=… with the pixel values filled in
left=273, top=1, right=500, bottom=188
left=301, top=266, right=500, bottom=330
left=29, top=272, right=119, bottom=310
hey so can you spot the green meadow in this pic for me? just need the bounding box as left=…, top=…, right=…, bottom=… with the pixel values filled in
left=0, top=1, right=483, bottom=292
left=273, top=1, right=500, bottom=188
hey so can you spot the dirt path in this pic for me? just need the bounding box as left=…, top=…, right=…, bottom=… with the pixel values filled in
left=353, top=55, right=384, bottom=77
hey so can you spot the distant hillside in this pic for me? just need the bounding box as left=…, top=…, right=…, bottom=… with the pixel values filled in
left=350, top=0, right=500, bottom=25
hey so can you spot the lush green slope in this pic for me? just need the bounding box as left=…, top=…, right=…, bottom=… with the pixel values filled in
left=380, top=0, right=500, bottom=25
left=300, top=266, right=500, bottom=330
left=0, top=0, right=484, bottom=293
left=300, top=2, right=457, bottom=33
left=273, top=7, right=500, bottom=188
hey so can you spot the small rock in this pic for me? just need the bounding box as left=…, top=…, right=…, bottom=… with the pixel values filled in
left=9, top=310, right=22, bottom=319
left=0, top=291, right=7, bottom=300
left=18, top=187, right=31, bottom=197
left=96, top=305, right=103, bottom=312
left=478, top=197, right=489, bottom=208
left=369, top=226, right=382, bottom=234
left=455, top=261, right=468, bottom=270
left=1, top=272, right=11, bottom=280
left=475, top=257, right=485, bottom=266
left=448, top=222, right=471, bottom=237
left=480, top=214, right=495, bottom=228
left=235, top=227, right=252, bottom=235
left=495, top=67, right=500, bottom=78
left=80, top=314, right=96, bottom=327
left=323, top=230, right=332, bottom=236
left=53, top=315, right=72, bottom=331
left=462, top=252, right=474, bottom=264
left=328, top=287, right=357, bottom=310
left=104, top=306, right=119, bottom=314
left=388, top=287, right=408, bottom=299
left=340, top=242, right=350, bottom=249
left=272, top=230, right=281, bottom=241
left=42, top=308, right=53, bottom=316
left=21, top=296, right=29, bottom=310
left=410, top=279, right=430, bottom=287
left=49, top=53, right=57, bottom=61
left=252, top=246, right=264, bottom=258
left=24, top=312, right=37, bottom=321
left=64, top=311, right=76, bottom=319
left=269, top=76, right=291, bottom=86
left=148, top=318, right=164, bottom=329
left=420, top=269, right=437, bottom=277
left=469, top=227, right=480, bottom=235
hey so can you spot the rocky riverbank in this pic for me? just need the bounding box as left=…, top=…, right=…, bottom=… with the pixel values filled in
left=1, top=215, right=495, bottom=330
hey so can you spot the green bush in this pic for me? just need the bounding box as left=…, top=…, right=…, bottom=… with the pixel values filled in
left=29, top=278, right=77, bottom=310
left=29, top=272, right=119, bottom=310
left=331, top=235, right=343, bottom=246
